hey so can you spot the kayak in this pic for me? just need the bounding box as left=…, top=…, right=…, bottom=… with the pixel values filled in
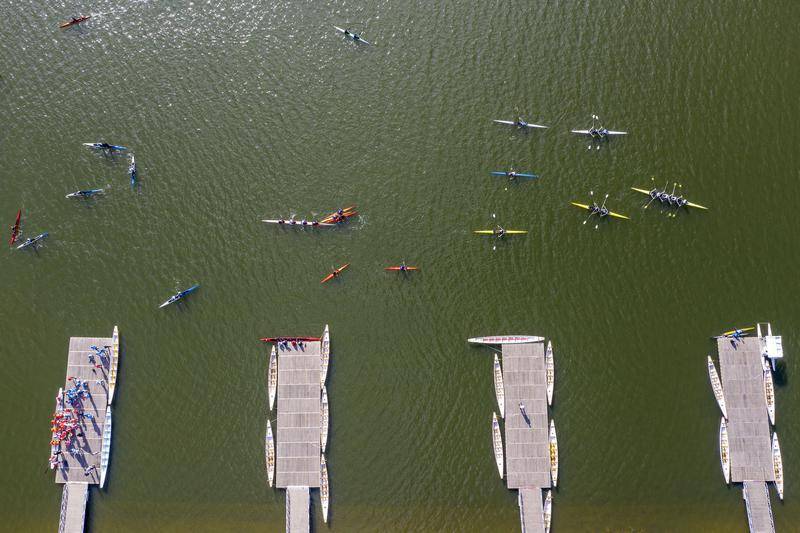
left=385, top=266, right=419, bottom=271
left=159, top=284, right=200, bottom=309
left=83, top=142, right=128, bottom=151
left=66, top=189, right=103, bottom=199
left=261, top=219, right=334, bottom=227
left=9, top=209, right=21, bottom=246
left=493, top=119, right=548, bottom=129
left=129, top=154, right=137, bottom=187
left=490, top=171, right=538, bottom=179
left=16, top=231, right=48, bottom=250
left=260, top=336, right=321, bottom=343
left=571, top=202, right=630, bottom=220
left=320, top=208, right=358, bottom=224
left=321, top=263, right=349, bottom=284
left=59, top=15, right=90, bottom=29
left=334, top=26, right=371, bottom=45
left=474, top=230, right=527, bottom=235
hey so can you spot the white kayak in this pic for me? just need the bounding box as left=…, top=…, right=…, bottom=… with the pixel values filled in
left=764, top=368, right=775, bottom=426
left=321, top=324, right=330, bottom=389
left=493, top=119, right=548, bottom=129
left=492, top=412, right=504, bottom=479
left=719, top=417, right=730, bottom=484
left=773, top=433, right=783, bottom=500
left=321, top=386, right=329, bottom=453
left=468, top=335, right=544, bottom=345
left=549, top=419, right=558, bottom=488
left=321, top=453, right=330, bottom=522
left=570, top=129, right=627, bottom=136
left=262, top=219, right=334, bottom=227
left=543, top=489, right=553, bottom=533
left=707, top=356, right=727, bottom=419
left=268, top=346, right=277, bottom=411
left=334, top=26, right=371, bottom=45
left=493, top=354, right=505, bottom=417
left=545, top=341, right=554, bottom=406
left=266, top=419, right=275, bottom=488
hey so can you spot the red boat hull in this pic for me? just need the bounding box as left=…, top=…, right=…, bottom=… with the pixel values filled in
left=9, top=209, right=21, bottom=246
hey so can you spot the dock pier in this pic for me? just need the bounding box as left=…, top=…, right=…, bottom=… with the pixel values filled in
left=469, top=337, right=557, bottom=533
left=53, top=329, right=119, bottom=533
left=711, top=323, right=784, bottom=533
left=268, top=326, right=330, bottom=532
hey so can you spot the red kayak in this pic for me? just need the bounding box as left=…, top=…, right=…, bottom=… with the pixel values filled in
left=260, top=336, right=321, bottom=343
left=9, top=209, right=21, bottom=246
left=321, top=263, right=349, bottom=284
left=385, top=266, right=419, bottom=271
left=59, top=15, right=90, bottom=29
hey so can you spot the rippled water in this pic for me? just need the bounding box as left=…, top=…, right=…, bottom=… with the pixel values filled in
left=2, top=1, right=799, bottom=531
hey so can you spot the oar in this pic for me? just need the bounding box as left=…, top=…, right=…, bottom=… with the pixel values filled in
left=643, top=177, right=658, bottom=209
left=582, top=191, right=597, bottom=226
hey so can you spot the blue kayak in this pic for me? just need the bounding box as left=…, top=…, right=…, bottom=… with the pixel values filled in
left=159, top=284, right=200, bottom=308
left=16, top=231, right=48, bottom=250
left=490, top=171, right=538, bottom=179
left=83, top=142, right=128, bottom=151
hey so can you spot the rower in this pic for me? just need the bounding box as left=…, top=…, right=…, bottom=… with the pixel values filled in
left=399, top=261, right=407, bottom=272
left=337, top=209, right=344, bottom=216
left=507, top=171, right=518, bottom=179
left=495, top=226, right=506, bottom=237
left=99, top=142, right=112, bottom=149
left=277, top=219, right=285, bottom=224
left=301, top=219, right=308, bottom=225
left=516, top=117, right=527, bottom=128
left=312, top=221, right=319, bottom=226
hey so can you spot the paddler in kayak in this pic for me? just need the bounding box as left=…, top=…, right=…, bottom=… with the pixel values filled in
left=494, top=226, right=506, bottom=237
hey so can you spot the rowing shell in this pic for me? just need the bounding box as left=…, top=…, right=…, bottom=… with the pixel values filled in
left=492, top=412, right=504, bottom=479
left=468, top=335, right=544, bottom=345
left=549, top=419, right=558, bottom=488
left=16, top=232, right=48, bottom=250
left=773, top=433, right=784, bottom=500
left=108, top=326, right=120, bottom=405
left=83, top=143, right=128, bottom=151
left=321, top=386, right=329, bottom=453
left=490, top=171, right=538, bottom=179
left=321, top=264, right=349, bottom=284
left=268, top=346, right=277, bottom=411
left=59, top=15, right=90, bottom=29
left=493, top=354, right=505, bottom=417
left=545, top=341, right=554, bottom=407
left=384, top=266, right=419, bottom=271
left=9, top=209, right=21, bottom=246
left=493, top=119, right=548, bottom=129
left=262, top=219, right=334, bottom=227
left=630, top=187, right=708, bottom=210
left=334, top=26, right=371, bottom=45
left=321, top=324, right=330, bottom=389
left=266, top=419, right=275, bottom=487
left=707, top=355, right=727, bottom=419
left=66, top=189, right=103, bottom=199
left=571, top=202, right=630, bottom=220
left=570, top=129, right=627, bottom=136
left=764, top=368, right=775, bottom=426
left=719, top=417, right=730, bottom=484
left=321, top=453, right=330, bottom=522
left=159, top=284, right=200, bottom=308
left=474, top=230, right=528, bottom=235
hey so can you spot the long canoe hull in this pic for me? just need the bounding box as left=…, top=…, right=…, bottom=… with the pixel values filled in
left=321, top=386, right=329, bottom=453
left=468, top=335, right=544, bottom=345
left=321, top=325, right=330, bottom=389
left=707, top=356, right=727, bottom=419
left=720, top=417, right=730, bottom=484
left=493, top=354, right=505, bottom=417
left=266, top=420, right=275, bottom=488
left=764, top=368, right=775, bottom=426
left=493, top=119, right=548, bottom=129
left=268, top=346, right=277, bottom=411
left=545, top=341, right=554, bottom=407
left=570, top=129, right=627, bottom=136
left=549, top=420, right=558, bottom=488
left=262, top=219, right=334, bottom=227
left=473, top=230, right=528, bottom=235
left=773, top=433, right=783, bottom=500
left=492, top=412, right=504, bottom=479
left=100, top=405, right=112, bottom=488
left=321, top=454, right=330, bottom=522
left=9, top=209, right=21, bottom=246
left=108, top=326, right=119, bottom=405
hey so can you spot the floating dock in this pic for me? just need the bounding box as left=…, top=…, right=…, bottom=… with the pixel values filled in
left=268, top=327, right=330, bottom=532
left=53, top=330, right=118, bottom=533
left=470, top=337, right=556, bottom=533
left=713, top=323, right=784, bottom=533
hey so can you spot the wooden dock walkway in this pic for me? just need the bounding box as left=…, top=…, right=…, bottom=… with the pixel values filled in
left=286, top=486, right=310, bottom=533
left=518, top=488, right=545, bottom=533
left=55, top=336, right=112, bottom=485
left=717, top=337, right=773, bottom=483
left=276, top=340, right=322, bottom=489
left=743, top=481, right=775, bottom=533
left=57, top=482, right=89, bottom=533
left=502, top=342, right=552, bottom=489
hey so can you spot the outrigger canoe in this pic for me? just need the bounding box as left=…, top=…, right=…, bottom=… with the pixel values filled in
left=321, top=263, right=349, bottom=284
left=16, top=232, right=48, bottom=250
left=493, top=119, right=548, bottom=129
left=474, top=229, right=528, bottom=235
left=66, top=189, right=103, bottom=199
left=490, top=171, right=538, bottom=179
left=60, top=15, right=90, bottom=29
left=334, top=26, right=371, bottom=45
left=9, top=209, right=21, bottom=246
left=158, top=284, right=200, bottom=308
left=571, top=202, right=630, bottom=220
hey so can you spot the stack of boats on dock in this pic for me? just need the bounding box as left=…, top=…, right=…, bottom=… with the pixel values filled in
left=264, top=325, right=331, bottom=524
left=469, top=335, right=557, bottom=533
left=708, top=323, right=784, bottom=503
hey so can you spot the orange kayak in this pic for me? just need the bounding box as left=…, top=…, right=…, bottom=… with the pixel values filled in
left=59, top=15, right=90, bottom=29
left=321, top=263, right=349, bottom=284
left=320, top=205, right=357, bottom=223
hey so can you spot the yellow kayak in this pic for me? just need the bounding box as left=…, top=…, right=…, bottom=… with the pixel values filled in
left=474, top=230, right=528, bottom=235
left=571, top=202, right=630, bottom=220
left=720, top=326, right=755, bottom=337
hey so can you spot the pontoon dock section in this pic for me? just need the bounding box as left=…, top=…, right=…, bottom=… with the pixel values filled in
left=469, top=336, right=556, bottom=533
left=713, top=323, right=785, bottom=533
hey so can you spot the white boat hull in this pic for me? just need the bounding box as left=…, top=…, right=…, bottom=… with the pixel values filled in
left=468, top=335, right=544, bottom=345
left=266, top=419, right=275, bottom=488
left=268, top=346, right=277, bottom=411
left=493, top=354, right=505, bottom=417
left=321, top=325, right=330, bottom=390
left=545, top=341, right=554, bottom=407
left=100, top=405, right=112, bottom=488
left=549, top=420, right=558, bottom=488
left=321, top=386, right=329, bottom=453
left=773, top=433, right=783, bottom=500
left=543, top=490, right=553, bottom=533
left=764, top=368, right=775, bottom=426
left=719, top=417, right=730, bottom=484
left=321, top=454, right=330, bottom=522
left=492, top=412, right=504, bottom=479
left=707, top=356, right=727, bottom=419
left=108, top=326, right=119, bottom=405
